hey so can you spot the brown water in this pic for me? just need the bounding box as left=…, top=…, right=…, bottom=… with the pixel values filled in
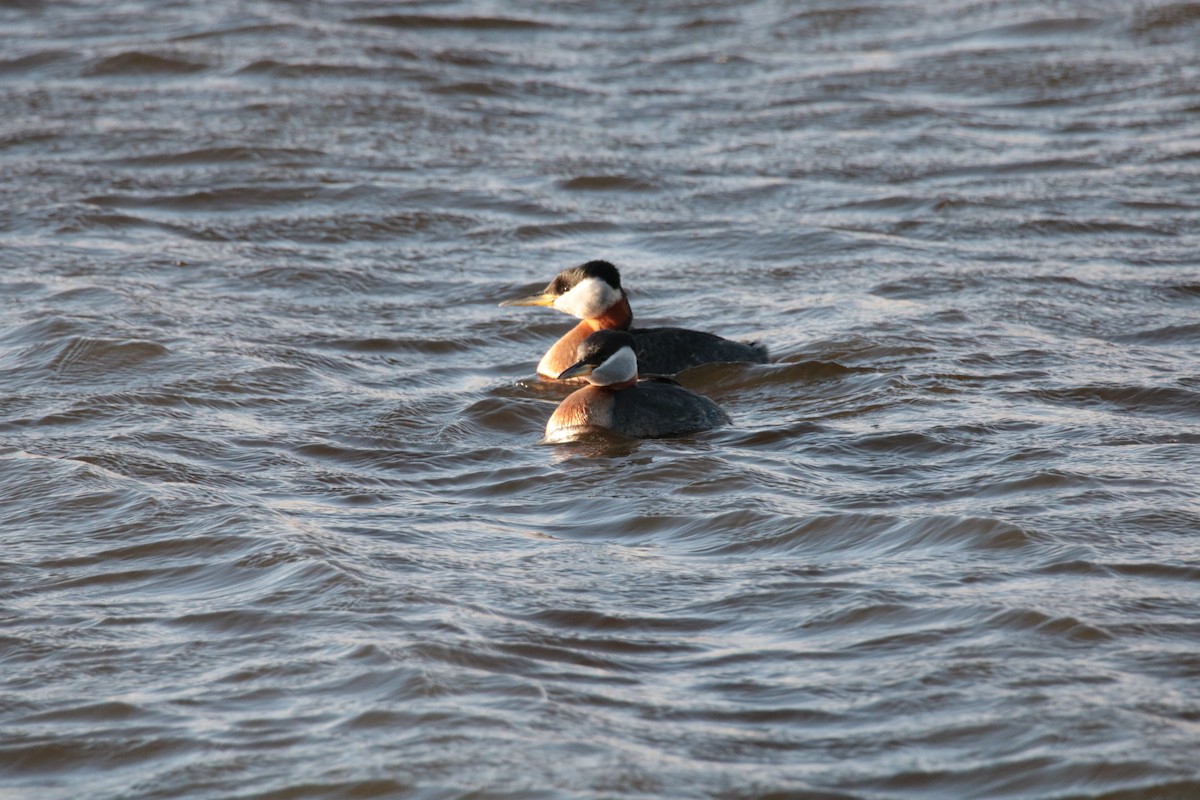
left=3, top=1, right=1199, bottom=798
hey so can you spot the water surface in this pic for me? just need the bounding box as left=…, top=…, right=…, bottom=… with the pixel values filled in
left=2, top=1, right=1199, bottom=798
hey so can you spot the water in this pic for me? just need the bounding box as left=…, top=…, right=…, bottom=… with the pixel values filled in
left=2, top=1, right=1199, bottom=798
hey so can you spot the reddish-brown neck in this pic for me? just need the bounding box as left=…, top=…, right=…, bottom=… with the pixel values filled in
left=586, top=295, right=633, bottom=332
left=538, top=321, right=591, bottom=378
left=537, top=295, right=634, bottom=379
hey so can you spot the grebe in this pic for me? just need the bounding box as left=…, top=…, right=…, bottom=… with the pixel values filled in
left=544, top=330, right=731, bottom=442
left=500, top=260, right=768, bottom=379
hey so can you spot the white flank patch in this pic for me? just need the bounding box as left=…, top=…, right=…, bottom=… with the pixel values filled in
left=588, top=345, right=638, bottom=386
left=553, top=276, right=621, bottom=320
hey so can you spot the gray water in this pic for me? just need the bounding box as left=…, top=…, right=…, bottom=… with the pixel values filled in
left=2, top=1, right=1199, bottom=798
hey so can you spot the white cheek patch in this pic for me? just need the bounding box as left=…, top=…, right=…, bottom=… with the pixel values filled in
left=553, top=276, right=621, bottom=319
left=587, top=346, right=638, bottom=386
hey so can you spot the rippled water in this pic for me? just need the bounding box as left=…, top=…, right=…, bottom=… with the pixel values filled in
left=3, top=1, right=1200, bottom=798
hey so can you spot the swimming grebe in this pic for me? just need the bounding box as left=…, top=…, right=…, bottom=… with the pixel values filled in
left=500, top=260, right=768, bottom=379
left=544, top=330, right=731, bottom=442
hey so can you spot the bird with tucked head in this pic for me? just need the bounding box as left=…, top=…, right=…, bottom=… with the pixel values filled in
left=544, top=330, right=731, bottom=443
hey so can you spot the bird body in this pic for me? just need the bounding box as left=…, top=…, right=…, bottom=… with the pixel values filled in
left=544, top=330, right=730, bottom=442
left=501, top=260, right=767, bottom=378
